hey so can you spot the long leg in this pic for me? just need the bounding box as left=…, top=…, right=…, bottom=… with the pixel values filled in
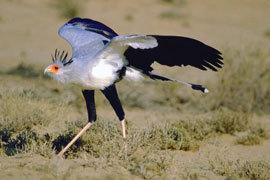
left=58, top=90, right=97, bottom=156
left=58, top=122, right=93, bottom=157
left=101, top=84, right=126, bottom=138
left=82, top=90, right=97, bottom=123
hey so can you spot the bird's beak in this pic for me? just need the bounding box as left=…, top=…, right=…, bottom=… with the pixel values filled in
left=44, top=66, right=52, bottom=74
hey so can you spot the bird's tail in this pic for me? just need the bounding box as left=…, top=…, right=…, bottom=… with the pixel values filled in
left=144, top=72, right=209, bottom=93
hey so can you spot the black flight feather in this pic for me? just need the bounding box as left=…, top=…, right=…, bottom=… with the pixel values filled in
left=124, top=35, right=223, bottom=72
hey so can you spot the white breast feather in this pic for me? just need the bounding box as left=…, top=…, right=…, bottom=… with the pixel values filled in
left=84, top=35, right=157, bottom=89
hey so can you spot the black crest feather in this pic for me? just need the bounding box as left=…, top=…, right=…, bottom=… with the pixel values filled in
left=51, top=49, right=73, bottom=66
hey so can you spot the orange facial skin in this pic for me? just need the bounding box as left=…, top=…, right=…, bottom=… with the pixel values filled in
left=48, top=65, right=61, bottom=73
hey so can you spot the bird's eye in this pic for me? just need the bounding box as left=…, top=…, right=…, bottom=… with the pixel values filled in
left=54, top=66, right=59, bottom=70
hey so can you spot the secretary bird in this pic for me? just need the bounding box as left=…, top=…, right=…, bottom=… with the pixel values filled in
left=44, top=17, right=223, bottom=156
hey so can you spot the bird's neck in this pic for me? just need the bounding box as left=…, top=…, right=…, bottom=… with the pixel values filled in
left=52, top=63, right=83, bottom=85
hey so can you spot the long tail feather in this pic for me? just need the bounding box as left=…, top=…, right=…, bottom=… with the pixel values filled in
left=145, top=72, right=209, bottom=93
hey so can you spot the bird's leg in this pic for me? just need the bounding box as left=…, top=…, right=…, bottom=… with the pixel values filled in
left=101, top=84, right=126, bottom=138
left=58, top=90, right=97, bottom=157
left=82, top=90, right=97, bottom=122
left=58, top=122, right=93, bottom=157
left=121, top=119, right=126, bottom=138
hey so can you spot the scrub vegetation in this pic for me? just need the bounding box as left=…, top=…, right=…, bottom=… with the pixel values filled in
left=53, top=0, right=81, bottom=19
left=0, top=42, right=269, bottom=179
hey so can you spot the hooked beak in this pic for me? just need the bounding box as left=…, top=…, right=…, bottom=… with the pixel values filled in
left=44, top=66, right=52, bottom=74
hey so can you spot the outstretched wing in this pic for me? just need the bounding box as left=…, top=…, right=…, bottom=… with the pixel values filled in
left=124, top=35, right=223, bottom=72
left=58, top=17, right=117, bottom=59
left=89, top=35, right=157, bottom=87
left=58, top=18, right=223, bottom=72
left=97, top=35, right=158, bottom=59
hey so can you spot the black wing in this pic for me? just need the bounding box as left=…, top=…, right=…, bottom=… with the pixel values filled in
left=124, top=35, right=223, bottom=72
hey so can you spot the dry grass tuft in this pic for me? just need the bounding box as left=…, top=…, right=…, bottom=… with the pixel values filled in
left=52, top=0, right=82, bottom=19
left=210, top=156, right=270, bottom=180
left=238, top=160, right=270, bottom=180
left=210, top=108, right=250, bottom=134
left=236, top=126, right=268, bottom=146
left=0, top=89, right=65, bottom=132
left=264, top=30, right=270, bottom=39
left=207, top=45, right=270, bottom=114
left=2, top=63, right=44, bottom=78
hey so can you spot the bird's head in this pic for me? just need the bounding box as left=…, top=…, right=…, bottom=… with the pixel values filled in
left=44, top=49, right=73, bottom=82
